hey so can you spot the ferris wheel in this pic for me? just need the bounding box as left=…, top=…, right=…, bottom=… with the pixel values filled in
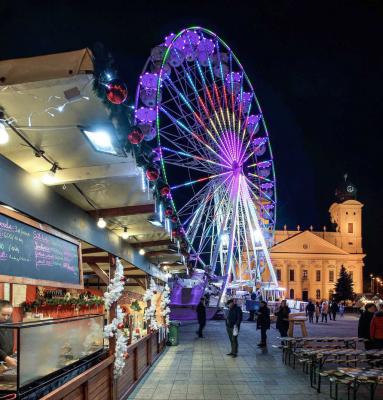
left=134, top=27, right=278, bottom=297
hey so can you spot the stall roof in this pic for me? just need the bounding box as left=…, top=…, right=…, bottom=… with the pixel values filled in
left=0, top=49, right=185, bottom=277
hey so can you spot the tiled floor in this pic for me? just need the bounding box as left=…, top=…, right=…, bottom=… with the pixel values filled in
left=129, top=315, right=382, bottom=399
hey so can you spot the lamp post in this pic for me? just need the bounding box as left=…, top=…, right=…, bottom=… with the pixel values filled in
left=370, top=274, right=374, bottom=294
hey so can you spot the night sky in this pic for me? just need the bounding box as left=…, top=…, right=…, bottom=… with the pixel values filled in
left=1, top=1, right=382, bottom=276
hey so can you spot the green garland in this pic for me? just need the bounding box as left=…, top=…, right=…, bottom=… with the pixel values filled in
left=21, top=296, right=104, bottom=312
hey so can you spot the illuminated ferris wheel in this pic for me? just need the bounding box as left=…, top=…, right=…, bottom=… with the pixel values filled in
left=134, top=27, right=278, bottom=296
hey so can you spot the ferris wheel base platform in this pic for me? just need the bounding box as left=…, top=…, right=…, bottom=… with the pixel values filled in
left=170, top=306, right=219, bottom=321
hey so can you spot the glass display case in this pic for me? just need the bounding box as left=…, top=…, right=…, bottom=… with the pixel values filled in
left=0, top=314, right=104, bottom=397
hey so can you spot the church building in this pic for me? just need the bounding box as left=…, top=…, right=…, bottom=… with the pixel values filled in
left=270, top=177, right=365, bottom=301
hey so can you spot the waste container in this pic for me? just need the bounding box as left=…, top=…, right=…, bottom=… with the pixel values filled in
left=167, top=322, right=180, bottom=346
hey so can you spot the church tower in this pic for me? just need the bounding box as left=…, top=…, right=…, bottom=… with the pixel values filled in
left=329, top=175, right=363, bottom=254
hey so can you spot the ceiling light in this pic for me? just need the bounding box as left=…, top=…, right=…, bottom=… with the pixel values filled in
left=82, top=129, right=117, bottom=155
left=139, top=248, right=146, bottom=256
left=97, top=217, right=107, bottom=229
left=148, top=214, right=163, bottom=227
left=122, top=227, right=129, bottom=240
left=0, top=123, right=9, bottom=145
left=41, top=163, right=58, bottom=185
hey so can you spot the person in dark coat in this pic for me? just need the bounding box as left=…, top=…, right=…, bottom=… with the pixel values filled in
left=358, top=303, right=377, bottom=349
left=0, top=300, right=16, bottom=368
left=306, top=301, right=315, bottom=323
left=196, top=297, right=206, bottom=338
left=256, top=301, right=271, bottom=347
left=275, top=300, right=290, bottom=337
left=226, top=299, right=242, bottom=357
left=247, top=291, right=257, bottom=321
left=330, top=302, right=339, bottom=321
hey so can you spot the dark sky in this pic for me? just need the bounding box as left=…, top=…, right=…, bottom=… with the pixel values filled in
left=1, top=0, right=382, bottom=275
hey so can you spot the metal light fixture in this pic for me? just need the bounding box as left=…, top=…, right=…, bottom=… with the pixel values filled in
left=122, top=227, right=129, bottom=240
left=42, top=163, right=59, bottom=185
left=139, top=248, right=146, bottom=256
left=97, top=217, right=107, bottom=229
left=147, top=214, right=163, bottom=227
left=82, top=128, right=117, bottom=155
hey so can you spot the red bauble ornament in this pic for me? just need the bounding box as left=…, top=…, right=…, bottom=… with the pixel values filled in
left=160, top=185, right=170, bottom=196
left=117, top=322, right=125, bottom=329
left=165, top=207, right=173, bottom=217
left=105, top=79, right=128, bottom=105
left=128, top=128, right=144, bottom=145
left=146, top=168, right=159, bottom=181
left=172, top=229, right=178, bottom=237
left=123, top=352, right=130, bottom=359
left=121, top=305, right=128, bottom=313
left=120, top=277, right=126, bottom=283
left=171, top=216, right=177, bottom=223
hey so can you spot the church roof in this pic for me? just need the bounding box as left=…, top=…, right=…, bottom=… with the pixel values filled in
left=271, top=230, right=350, bottom=255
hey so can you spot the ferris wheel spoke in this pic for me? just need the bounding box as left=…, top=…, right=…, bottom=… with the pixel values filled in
left=169, top=171, right=230, bottom=191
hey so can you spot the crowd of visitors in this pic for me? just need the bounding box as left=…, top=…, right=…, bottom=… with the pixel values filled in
left=195, top=294, right=383, bottom=354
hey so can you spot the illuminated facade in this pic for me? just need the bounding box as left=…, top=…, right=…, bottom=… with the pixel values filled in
left=270, top=179, right=364, bottom=301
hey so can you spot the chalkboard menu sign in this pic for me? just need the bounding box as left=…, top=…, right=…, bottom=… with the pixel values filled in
left=0, top=207, right=82, bottom=288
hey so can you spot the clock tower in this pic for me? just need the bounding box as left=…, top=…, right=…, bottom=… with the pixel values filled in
left=329, top=174, right=363, bottom=253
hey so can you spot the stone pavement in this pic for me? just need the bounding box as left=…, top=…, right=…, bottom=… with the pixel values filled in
left=129, top=315, right=382, bottom=399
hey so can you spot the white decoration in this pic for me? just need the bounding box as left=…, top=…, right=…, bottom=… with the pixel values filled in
left=103, top=258, right=128, bottom=377
left=143, top=278, right=160, bottom=331
left=160, top=284, right=171, bottom=329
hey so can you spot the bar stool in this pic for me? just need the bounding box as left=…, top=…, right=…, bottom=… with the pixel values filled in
left=288, top=316, right=308, bottom=337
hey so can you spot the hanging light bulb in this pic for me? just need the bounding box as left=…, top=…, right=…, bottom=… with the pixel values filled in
left=122, top=227, right=129, bottom=240
left=97, top=217, right=107, bottom=229
left=0, top=123, right=9, bottom=145
left=139, top=248, right=146, bottom=255
left=41, top=163, right=58, bottom=185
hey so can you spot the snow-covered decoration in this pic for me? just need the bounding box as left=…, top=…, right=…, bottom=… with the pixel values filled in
left=103, top=258, right=125, bottom=310
left=103, top=258, right=128, bottom=377
left=143, top=278, right=159, bottom=331
left=160, top=284, right=171, bottom=328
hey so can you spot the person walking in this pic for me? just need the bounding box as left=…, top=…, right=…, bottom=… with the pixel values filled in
left=339, top=302, right=345, bottom=318
left=321, top=301, right=328, bottom=323
left=275, top=300, right=290, bottom=337
left=226, top=299, right=242, bottom=357
left=328, top=301, right=333, bottom=320
left=196, top=297, right=206, bottom=338
left=358, top=303, right=377, bottom=349
left=315, top=302, right=321, bottom=324
left=330, top=301, right=339, bottom=321
left=370, top=304, right=383, bottom=349
left=306, top=301, right=315, bottom=323
left=256, top=301, right=271, bottom=347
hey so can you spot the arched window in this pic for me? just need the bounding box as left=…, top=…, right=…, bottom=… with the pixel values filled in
left=316, top=289, right=321, bottom=300
left=289, top=289, right=295, bottom=299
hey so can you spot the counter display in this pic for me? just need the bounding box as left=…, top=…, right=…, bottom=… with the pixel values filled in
left=0, top=314, right=104, bottom=397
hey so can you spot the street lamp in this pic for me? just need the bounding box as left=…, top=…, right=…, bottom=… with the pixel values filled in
left=370, top=274, right=374, bottom=294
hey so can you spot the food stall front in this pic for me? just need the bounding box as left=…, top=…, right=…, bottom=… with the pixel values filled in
left=0, top=48, right=170, bottom=399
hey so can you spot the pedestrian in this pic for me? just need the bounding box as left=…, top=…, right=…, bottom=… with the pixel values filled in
left=330, top=301, right=339, bottom=321
left=321, top=301, right=328, bottom=323
left=315, top=302, right=321, bottom=323
left=358, top=303, right=377, bottom=349
left=0, top=300, right=16, bottom=368
left=275, top=300, right=290, bottom=337
left=339, top=302, right=345, bottom=318
left=247, top=291, right=257, bottom=321
left=370, top=304, right=383, bottom=349
left=328, top=301, right=333, bottom=320
left=306, top=301, right=315, bottom=323
left=196, top=297, right=206, bottom=338
left=256, top=301, right=271, bottom=347
left=225, top=299, right=242, bottom=357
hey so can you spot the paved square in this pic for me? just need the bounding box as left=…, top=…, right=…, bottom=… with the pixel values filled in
left=129, top=315, right=383, bottom=399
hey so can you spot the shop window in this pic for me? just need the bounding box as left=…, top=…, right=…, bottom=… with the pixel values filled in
left=348, top=242, right=353, bottom=245
left=316, top=289, right=321, bottom=300
left=348, top=223, right=353, bottom=233
left=276, top=269, right=281, bottom=281
left=329, top=270, right=334, bottom=282
left=289, top=269, right=295, bottom=281
left=289, top=289, right=295, bottom=299
left=316, top=270, right=321, bottom=282
left=303, top=270, right=308, bottom=279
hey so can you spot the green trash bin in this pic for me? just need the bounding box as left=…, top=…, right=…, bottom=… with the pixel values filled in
left=167, top=322, right=180, bottom=346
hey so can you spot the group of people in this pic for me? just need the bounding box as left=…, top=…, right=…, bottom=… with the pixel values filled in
left=358, top=303, right=383, bottom=349
left=305, top=300, right=345, bottom=323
